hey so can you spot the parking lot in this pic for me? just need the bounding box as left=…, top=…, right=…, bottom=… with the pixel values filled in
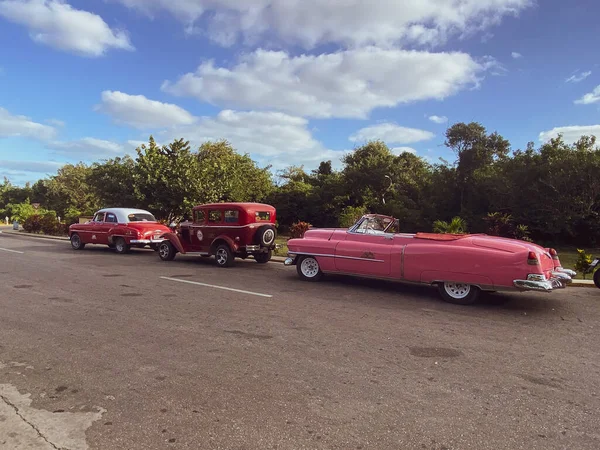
left=1, top=233, right=599, bottom=450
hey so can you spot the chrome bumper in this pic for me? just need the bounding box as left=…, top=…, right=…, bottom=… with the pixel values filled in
left=556, top=267, right=577, bottom=277
left=245, top=244, right=282, bottom=252
left=130, top=238, right=164, bottom=244
left=284, top=257, right=294, bottom=266
left=514, top=270, right=576, bottom=292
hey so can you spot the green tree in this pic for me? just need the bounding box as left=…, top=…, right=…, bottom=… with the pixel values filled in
left=134, top=137, right=202, bottom=221
left=44, top=163, right=99, bottom=217
left=89, top=156, right=138, bottom=208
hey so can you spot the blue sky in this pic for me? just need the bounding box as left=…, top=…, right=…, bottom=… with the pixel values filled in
left=1, top=0, right=599, bottom=185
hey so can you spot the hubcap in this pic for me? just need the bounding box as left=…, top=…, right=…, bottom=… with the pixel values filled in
left=444, top=282, right=471, bottom=299
left=159, top=244, right=170, bottom=259
left=262, top=229, right=275, bottom=245
left=216, top=248, right=228, bottom=265
left=300, top=258, right=319, bottom=278
left=72, top=236, right=80, bottom=248
left=117, top=241, right=124, bottom=252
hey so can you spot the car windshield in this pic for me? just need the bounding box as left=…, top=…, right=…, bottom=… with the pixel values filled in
left=127, top=213, right=156, bottom=222
left=353, top=216, right=394, bottom=234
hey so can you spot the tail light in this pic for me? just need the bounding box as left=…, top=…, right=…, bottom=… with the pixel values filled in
left=549, top=248, right=559, bottom=260
left=527, top=251, right=539, bottom=265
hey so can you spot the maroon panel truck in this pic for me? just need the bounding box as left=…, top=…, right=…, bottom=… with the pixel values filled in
left=157, top=202, right=280, bottom=267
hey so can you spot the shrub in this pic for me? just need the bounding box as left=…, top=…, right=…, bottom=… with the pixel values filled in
left=433, top=216, right=467, bottom=234
left=484, top=212, right=532, bottom=241
left=574, top=249, right=593, bottom=279
left=40, top=213, right=63, bottom=235
left=289, top=221, right=311, bottom=238
left=22, top=214, right=43, bottom=233
left=339, top=206, right=367, bottom=228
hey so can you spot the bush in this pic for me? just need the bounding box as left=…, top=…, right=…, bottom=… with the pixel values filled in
left=484, top=212, right=532, bottom=241
left=574, top=249, right=593, bottom=279
left=22, top=214, right=43, bottom=233
left=433, top=216, right=467, bottom=234
left=289, top=221, right=311, bottom=238
left=40, top=213, right=63, bottom=235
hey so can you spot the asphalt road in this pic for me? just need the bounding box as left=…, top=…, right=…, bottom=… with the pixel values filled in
left=1, top=233, right=599, bottom=450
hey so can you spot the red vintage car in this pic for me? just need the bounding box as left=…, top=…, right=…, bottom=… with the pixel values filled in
left=68, top=208, right=170, bottom=254
left=157, top=202, right=279, bottom=267
left=284, top=214, right=576, bottom=305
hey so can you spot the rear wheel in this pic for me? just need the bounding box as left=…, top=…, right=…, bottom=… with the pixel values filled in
left=215, top=244, right=234, bottom=268
left=70, top=233, right=85, bottom=250
left=114, top=237, right=130, bottom=254
left=594, top=269, right=600, bottom=289
left=438, top=282, right=480, bottom=305
left=254, top=250, right=272, bottom=264
left=297, top=255, right=323, bottom=281
left=158, top=241, right=176, bottom=261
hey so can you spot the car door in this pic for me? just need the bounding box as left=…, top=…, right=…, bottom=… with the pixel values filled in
left=84, top=212, right=105, bottom=244
left=189, top=209, right=209, bottom=252
left=96, top=212, right=118, bottom=245
left=334, top=231, right=394, bottom=276
left=199, top=209, right=223, bottom=252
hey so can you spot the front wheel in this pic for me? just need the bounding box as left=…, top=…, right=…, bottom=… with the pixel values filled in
left=594, top=269, right=600, bottom=289
left=297, top=255, right=323, bottom=281
left=70, top=233, right=85, bottom=250
left=158, top=241, right=177, bottom=261
left=254, top=250, right=272, bottom=264
left=438, top=282, right=480, bottom=305
left=215, top=244, right=235, bottom=268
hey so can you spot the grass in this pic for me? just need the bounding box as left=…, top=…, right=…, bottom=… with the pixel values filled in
left=274, top=235, right=289, bottom=257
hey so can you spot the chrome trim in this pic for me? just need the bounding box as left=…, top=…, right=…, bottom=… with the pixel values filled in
left=130, top=239, right=164, bottom=244
left=400, top=244, right=407, bottom=278
left=514, top=279, right=554, bottom=292
left=245, top=245, right=260, bottom=251
left=286, top=251, right=385, bottom=263
left=551, top=271, right=573, bottom=284
left=284, top=257, right=294, bottom=266
left=556, top=267, right=577, bottom=277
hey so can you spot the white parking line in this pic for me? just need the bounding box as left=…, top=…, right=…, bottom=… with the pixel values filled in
left=0, top=247, right=24, bottom=254
left=160, top=276, right=273, bottom=298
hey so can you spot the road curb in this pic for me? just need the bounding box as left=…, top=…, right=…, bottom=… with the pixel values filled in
left=570, top=282, right=597, bottom=288
left=0, top=230, right=69, bottom=241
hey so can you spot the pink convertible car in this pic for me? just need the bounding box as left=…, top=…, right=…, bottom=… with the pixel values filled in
left=284, top=214, right=576, bottom=305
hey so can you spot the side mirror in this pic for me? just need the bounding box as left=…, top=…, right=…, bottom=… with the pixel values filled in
left=169, top=222, right=177, bottom=230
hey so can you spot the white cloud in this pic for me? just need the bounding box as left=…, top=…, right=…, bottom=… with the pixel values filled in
left=566, top=70, right=591, bottom=83
left=46, top=118, right=65, bottom=127
left=511, top=51, right=522, bottom=59
left=350, top=123, right=434, bottom=145
left=161, top=109, right=343, bottom=169
left=0, top=160, right=63, bottom=173
left=49, top=137, right=124, bottom=157
left=0, top=107, right=57, bottom=141
left=428, top=115, right=448, bottom=124
left=539, top=125, right=600, bottom=144
left=480, top=55, right=508, bottom=76
left=0, top=0, right=133, bottom=57
left=391, top=147, right=417, bottom=155
left=574, top=85, right=600, bottom=105
left=163, top=48, right=486, bottom=119
left=115, top=0, right=531, bottom=49
left=96, top=91, right=197, bottom=129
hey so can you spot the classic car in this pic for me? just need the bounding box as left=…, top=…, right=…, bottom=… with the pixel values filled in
left=283, top=214, right=577, bottom=305
left=69, top=208, right=170, bottom=254
left=157, top=202, right=280, bottom=267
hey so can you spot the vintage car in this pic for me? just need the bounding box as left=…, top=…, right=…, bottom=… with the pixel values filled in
left=283, top=214, right=577, bottom=305
left=68, top=208, right=170, bottom=254
left=157, top=202, right=279, bottom=267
